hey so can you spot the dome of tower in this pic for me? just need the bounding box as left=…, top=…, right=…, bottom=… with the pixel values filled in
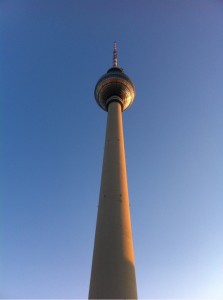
left=94, top=67, right=135, bottom=111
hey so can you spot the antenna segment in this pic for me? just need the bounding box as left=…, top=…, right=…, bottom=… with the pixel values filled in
left=113, top=41, right=118, bottom=67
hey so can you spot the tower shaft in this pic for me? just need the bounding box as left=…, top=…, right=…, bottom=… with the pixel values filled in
left=89, top=101, right=137, bottom=299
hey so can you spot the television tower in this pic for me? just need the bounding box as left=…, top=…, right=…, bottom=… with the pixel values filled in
left=89, top=42, right=137, bottom=299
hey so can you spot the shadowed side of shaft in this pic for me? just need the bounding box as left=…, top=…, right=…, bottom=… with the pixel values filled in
left=89, top=101, right=137, bottom=299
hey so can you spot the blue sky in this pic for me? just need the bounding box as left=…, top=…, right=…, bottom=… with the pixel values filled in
left=1, top=0, right=223, bottom=299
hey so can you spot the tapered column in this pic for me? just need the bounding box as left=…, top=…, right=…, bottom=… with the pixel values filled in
left=89, top=101, right=137, bottom=299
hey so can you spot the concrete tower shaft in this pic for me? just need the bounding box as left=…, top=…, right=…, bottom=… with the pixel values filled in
left=89, top=101, right=137, bottom=299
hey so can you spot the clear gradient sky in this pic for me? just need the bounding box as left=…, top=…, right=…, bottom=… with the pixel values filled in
left=1, top=0, right=223, bottom=299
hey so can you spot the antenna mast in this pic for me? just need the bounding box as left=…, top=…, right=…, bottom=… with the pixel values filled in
left=113, top=41, right=118, bottom=67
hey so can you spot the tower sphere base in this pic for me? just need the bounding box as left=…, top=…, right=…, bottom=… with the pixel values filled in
left=95, top=67, right=135, bottom=111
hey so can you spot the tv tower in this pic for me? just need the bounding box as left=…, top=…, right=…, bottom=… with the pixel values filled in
left=89, top=42, right=137, bottom=299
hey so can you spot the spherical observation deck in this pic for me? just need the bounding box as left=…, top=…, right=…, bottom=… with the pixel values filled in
left=94, top=67, right=135, bottom=111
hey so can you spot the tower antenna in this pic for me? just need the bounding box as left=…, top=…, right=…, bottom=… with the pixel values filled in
left=113, top=41, right=118, bottom=67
